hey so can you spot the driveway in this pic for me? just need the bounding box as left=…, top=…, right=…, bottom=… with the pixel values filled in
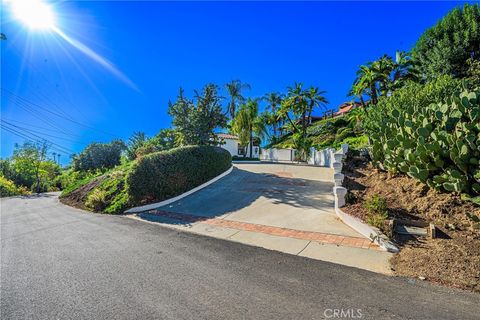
left=134, top=163, right=393, bottom=273
left=1, top=193, right=479, bottom=319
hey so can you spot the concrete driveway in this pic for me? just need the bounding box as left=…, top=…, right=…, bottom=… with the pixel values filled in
left=133, top=163, right=393, bottom=273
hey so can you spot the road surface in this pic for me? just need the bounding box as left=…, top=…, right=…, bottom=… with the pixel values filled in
left=1, top=194, right=478, bottom=319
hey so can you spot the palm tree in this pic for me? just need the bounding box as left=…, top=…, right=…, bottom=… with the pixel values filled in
left=352, top=64, right=380, bottom=105
left=262, top=92, right=283, bottom=138
left=391, top=51, right=418, bottom=90
left=225, top=80, right=251, bottom=120
left=371, top=55, right=394, bottom=96
left=305, top=86, right=328, bottom=129
left=232, top=99, right=266, bottom=158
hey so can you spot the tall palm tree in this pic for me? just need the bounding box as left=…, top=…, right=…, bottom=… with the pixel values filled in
left=225, top=80, right=251, bottom=120
left=305, top=86, right=328, bottom=129
left=353, top=64, right=380, bottom=105
left=391, top=51, right=419, bottom=90
left=262, top=92, right=283, bottom=138
left=371, top=55, right=394, bottom=96
left=232, top=99, right=266, bottom=157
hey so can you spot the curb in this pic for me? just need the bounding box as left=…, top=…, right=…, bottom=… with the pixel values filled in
left=329, top=144, right=399, bottom=253
left=124, top=166, right=234, bottom=214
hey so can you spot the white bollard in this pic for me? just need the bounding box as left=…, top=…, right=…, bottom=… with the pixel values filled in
left=334, top=173, right=344, bottom=187
left=333, top=152, right=344, bottom=163
left=334, top=186, right=348, bottom=208
left=332, top=161, right=343, bottom=174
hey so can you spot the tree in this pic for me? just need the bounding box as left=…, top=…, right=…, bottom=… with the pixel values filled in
left=168, top=84, right=227, bottom=146
left=72, top=140, right=126, bottom=172
left=413, top=3, right=480, bottom=80
left=262, top=92, right=283, bottom=138
left=126, top=131, right=147, bottom=160
left=351, top=52, right=417, bottom=107
left=10, top=141, right=55, bottom=192
left=232, top=99, right=267, bottom=157
left=279, top=83, right=327, bottom=160
left=134, top=129, right=179, bottom=158
left=225, top=80, right=251, bottom=119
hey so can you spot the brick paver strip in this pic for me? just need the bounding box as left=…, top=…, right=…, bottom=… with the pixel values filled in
left=146, top=210, right=381, bottom=251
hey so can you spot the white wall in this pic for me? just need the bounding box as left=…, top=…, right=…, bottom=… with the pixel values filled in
left=260, top=148, right=296, bottom=162
left=219, top=139, right=259, bottom=158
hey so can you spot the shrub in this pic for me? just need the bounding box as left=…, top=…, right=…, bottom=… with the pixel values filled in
left=85, top=189, right=107, bottom=211
left=364, top=194, right=389, bottom=229
left=126, top=145, right=231, bottom=204
left=335, top=127, right=355, bottom=143
left=0, top=176, right=29, bottom=197
left=72, top=140, right=126, bottom=172
left=364, top=194, right=388, bottom=215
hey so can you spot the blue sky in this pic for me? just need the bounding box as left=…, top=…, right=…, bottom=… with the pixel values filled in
left=0, top=1, right=468, bottom=165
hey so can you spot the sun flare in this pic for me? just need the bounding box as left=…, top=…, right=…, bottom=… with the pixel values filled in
left=11, top=0, right=56, bottom=30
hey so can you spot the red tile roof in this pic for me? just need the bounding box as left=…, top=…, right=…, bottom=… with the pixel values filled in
left=217, top=133, right=239, bottom=140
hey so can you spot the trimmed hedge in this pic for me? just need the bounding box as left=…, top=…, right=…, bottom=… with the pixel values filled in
left=126, top=145, right=231, bottom=204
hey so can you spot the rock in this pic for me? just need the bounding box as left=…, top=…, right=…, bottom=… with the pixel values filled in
left=418, top=276, right=426, bottom=281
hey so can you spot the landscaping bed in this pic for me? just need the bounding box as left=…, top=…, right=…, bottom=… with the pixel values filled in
left=60, top=146, right=231, bottom=214
left=342, top=154, right=480, bottom=292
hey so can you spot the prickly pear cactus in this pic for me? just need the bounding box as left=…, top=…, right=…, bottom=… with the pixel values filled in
left=367, top=85, right=480, bottom=196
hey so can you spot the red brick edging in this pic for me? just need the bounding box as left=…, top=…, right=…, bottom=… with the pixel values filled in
left=143, top=210, right=381, bottom=251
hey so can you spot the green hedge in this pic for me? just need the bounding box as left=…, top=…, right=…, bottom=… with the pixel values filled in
left=126, top=145, right=231, bottom=204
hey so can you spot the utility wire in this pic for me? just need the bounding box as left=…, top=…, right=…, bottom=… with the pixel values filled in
left=1, top=123, right=75, bottom=155
left=1, top=125, right=73, bottom=156
left=1, top=119, right=89, bottom=145
left=2, top=88, right=121, bottom=138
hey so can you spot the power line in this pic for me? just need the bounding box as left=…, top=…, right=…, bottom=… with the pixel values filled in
left=1, top=125, right=73, bottom=156
left=2, top=88, right=121, bottom=138
left=1, top=119, right=89, bottom=145
left=1, top=122, right=75, bottom=155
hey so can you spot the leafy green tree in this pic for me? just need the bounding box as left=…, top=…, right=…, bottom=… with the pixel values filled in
left=126, top=131, right=147, bottom=160
left=168, top=84, right=227, bottom=146
left=225, top=80, right=250, bottom=119
left=232, top=99, right=267, bottom=157
left=412, top=3, right=480, bottom=80
left=72, top=140, right=126, bottom=172
left=7, top=141, right=60, bottom=192
left=135, top=129, right=179, bottom=158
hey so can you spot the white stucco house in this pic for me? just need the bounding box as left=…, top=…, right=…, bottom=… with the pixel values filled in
left=217, top=133, right=260, bottom=158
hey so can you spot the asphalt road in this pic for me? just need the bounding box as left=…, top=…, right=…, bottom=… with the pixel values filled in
left=1, top=193, right=479, bottom=320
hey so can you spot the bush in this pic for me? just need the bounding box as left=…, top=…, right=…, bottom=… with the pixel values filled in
left=335, top=127, right=355, bottom=142
left=72, top=140, right=126, bottom=172
left=127, top=145, right=231, bottom=204
left=364, top=194, right=389, bottom=229
left=364, top=194, right=388, bottom=215
left=0, top=176, right=29, bottom=197
left=85, top=189, right=107, bottom=211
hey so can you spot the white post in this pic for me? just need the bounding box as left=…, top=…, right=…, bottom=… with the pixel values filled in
left=334, top=173, right=344, bottom=187
left=334, top=186, right=348, bottom=208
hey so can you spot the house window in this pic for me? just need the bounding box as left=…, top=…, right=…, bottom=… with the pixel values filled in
left=238, top=145, right=246, bottom=155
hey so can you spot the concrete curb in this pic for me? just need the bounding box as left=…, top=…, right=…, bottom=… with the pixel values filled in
left=330, top=145, right=399, bottom=253
left=232, top=161, right=261, bottom=164
left=124, top=166, right=234, bottom=214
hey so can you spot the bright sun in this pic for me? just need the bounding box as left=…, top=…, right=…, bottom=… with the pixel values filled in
left=11, top=0, right=56, bottom=30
